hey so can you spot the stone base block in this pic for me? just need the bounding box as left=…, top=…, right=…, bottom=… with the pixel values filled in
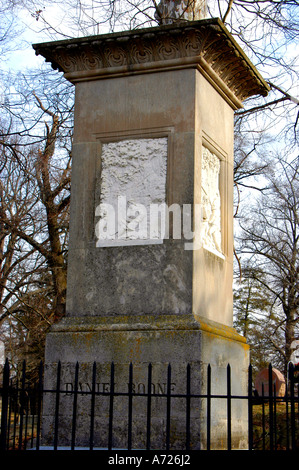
left=42, top=314, right=249, bottom=450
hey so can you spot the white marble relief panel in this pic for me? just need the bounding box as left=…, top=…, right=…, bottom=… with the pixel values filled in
left=201, top=146, right=223, bottom=257
left=95, top=137, right=168, bottom=246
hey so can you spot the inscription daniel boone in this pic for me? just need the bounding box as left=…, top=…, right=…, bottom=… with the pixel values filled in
left=64, top=381, right=176, bottom=394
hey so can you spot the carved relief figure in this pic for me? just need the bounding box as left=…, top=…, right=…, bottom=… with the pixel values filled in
left=201, top=147, right=222, bottom=255
left=96, top=138, right=168, bottom=245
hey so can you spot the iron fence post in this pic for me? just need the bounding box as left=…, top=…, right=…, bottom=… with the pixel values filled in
left=35, top=361, right=43, bottom=450
left=18, top=361, right=26, bottom=450
left=53, top=361, right=61, bottom=450
left=289, top=362, right=296, bottom=450
left=89, top=361, right=97, bottom=450
left=108, top=362, right=114, bottom=450
left=71, top=361, right=79, bottom=450
left=146, top=363, right=152, bottom=451
left=268, top=363, right=274, bottom=450
left=166, top=363, right=171, bottom=451
left=128, top=362, right=133, bottom=451
left=227, top=364, right=231, bottom=450
left=186, top=363, right=191, bottom=451
left=0, top=359, right=10, bottom=451
left=207, top=364, right=211, bottom=451
left=248, top=364, right=253, bottom=450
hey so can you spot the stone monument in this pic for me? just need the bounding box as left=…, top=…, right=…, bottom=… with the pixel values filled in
left=33, top=12, right=269, bottom=449
left=254, top=368, right=286, bottom=398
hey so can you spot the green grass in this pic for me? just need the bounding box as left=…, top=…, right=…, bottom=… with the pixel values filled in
left=252, top=402, right=299, bottom=450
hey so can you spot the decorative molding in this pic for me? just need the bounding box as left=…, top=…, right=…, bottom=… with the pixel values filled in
left=49, top=313, right=248, bottom=344
left=33, top=19, right=270, bottom=105
left=201, top=131, right=227, bottom=161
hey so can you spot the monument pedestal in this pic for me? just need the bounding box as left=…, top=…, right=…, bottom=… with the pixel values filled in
left=42, top=314, right=249, bottom=449
left=34, top=19, right=269, bottom=450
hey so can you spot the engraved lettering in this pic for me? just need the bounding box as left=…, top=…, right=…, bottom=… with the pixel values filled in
left=63, top=381, right=176, bottom=394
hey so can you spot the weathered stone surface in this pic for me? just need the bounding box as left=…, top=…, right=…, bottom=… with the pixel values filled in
left=42, top=315, right=249, bottom=449
left=155, top=0, right=207, bottom=24
left=95, top=137, right=168, bottom=246
left=34, top=19, right=269, bottom=450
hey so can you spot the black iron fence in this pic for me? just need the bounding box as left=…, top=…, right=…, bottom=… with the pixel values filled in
left=0, top=360, right=298, bottom=451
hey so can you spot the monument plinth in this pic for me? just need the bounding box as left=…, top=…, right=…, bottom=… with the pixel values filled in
left=33, top=18, right=269, bottom=449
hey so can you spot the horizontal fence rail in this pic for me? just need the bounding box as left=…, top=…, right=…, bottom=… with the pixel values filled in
left=0, top=360, right=298, bottom=451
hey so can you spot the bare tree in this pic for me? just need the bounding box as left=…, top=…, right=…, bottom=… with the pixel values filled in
left=233, top=266, right=288, bottom=374
left=236, top=156, right=299, bottom=369
left=0, top=70, right=73, bottom=367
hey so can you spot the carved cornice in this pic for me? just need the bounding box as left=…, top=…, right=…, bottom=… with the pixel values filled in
left=33, top=18, right=269, bottom=107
